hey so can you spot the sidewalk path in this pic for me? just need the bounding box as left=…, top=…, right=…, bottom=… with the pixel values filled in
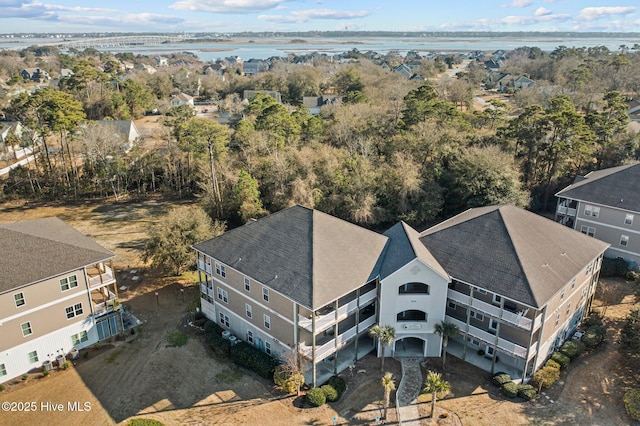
left=396, top=357, right=424, bottom=425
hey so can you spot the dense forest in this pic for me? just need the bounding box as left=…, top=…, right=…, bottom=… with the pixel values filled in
left=0, top=43, right=639, bottom=229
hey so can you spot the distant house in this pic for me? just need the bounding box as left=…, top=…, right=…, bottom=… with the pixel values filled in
left=59, top=68, right=74, bottom=78
left=243, top=59, right=269, bottom=76
left=93, top=120, right=141, bottom=152
left=555, top=163, right=640, bottom=268
left=243, top=90, right=282, bottom=104
left=302, top=95, right=343, bottom=115
left=20, top=68, right=51, bottom=82
left=628, top=99, right=640, bottom=122
left=394, top=64, right=413, bottom=79
left=155, top=56, right=168, bottom=67
left=170, top=92, right=195, bottom=107
left=497, top=74, right=535, bottom=93
left=484, top=59, right=502, bottom=72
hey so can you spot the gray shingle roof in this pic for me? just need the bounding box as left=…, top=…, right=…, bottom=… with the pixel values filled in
left=420, top=205, right=609, bottom=308
left=192, top=205, right=388, bottom=310
left=0, top=217, right=115, bottom=293
left=380, top=222, right=448, bottom=280
left=555, top=163, right=640, bottom=214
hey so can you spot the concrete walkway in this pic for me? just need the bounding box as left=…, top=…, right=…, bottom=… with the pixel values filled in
left=396, top=357, right=424, bottom=425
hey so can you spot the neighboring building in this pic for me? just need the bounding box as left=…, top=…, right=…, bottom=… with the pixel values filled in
left=0, top=218, right=138, bottom=384
left=394, top=64, right=413, bottom=79
left=194, top=204, right=608, bottom=385
left=20, top=68, right=51, bottom=82
left=555, top=163, right=640, bottom=267
left=484, top=59, right=502, bottom=72
left=0, top=121, right=24, bottom=161
left=302, top=95, right=343, bottom=115
left=243, top=90, right=282, bottom=104
left=243, top=59, right=269, bottom=76
left=628, top=99, right=640, bottom=122
left=497, top=74, right=535, bottom=93
left=93, top=120, right=141, bottom=152
left=170, top=92, right=195, bottom=107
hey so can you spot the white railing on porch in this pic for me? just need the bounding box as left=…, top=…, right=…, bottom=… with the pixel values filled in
left=446, top=315, right=529, bottom=359
left=89, top=265, right=116, bottom=288
left=300, top=315, right=377, bottom=361
left=298, top=288, right=377, bottom=332
left=93, top=291, right=117, bottom=316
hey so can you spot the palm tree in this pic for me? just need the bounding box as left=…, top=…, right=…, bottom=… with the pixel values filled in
left=434, top=321, right=460, bottom=369
left=381, top=372, right=396, bottom=420
left=423, top=370, right=450, bottom=419
left=369, top=324, right=396, bottom=372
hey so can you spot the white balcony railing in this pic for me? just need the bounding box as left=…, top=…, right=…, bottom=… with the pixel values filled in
left=298, top=288, right=378, bottom=332
left=93, top=291, right=117, bottom=316
left=299, top=315, right=377, bottom=361
left=88, top=265, right=116, bottom=288
left=448, top=289, right=539, bottom=331
left=446, top=315, right=529, bottom=359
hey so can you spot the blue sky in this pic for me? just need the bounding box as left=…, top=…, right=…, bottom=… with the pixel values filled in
left=1, top=0, right=639, bottom=34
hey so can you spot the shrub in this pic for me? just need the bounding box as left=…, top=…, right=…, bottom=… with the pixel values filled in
left=21, top=374, right=28, bottom=381
left=626, top=271, right=640, bottom=283
left=501, top=382, right=518, bottom=398
left=0, top=384, right=5, bottom=392
left=274, top=365, right=288, bottom=389
left=551, top=352, right=570, bottom=369
left=584, top=312, right=603, bottom=327
left=208, top=327, right=231, bottom=357
left=83, top=351, right=89, bottom=359
left=327, top=376, right=346, bottom=398
left=560, top=340, right=584, bottom=360
left=321, top=385, right=339, bottom=402
left=491, top=372, right=512, bottom=387
left=194, top=310, right=206, bottom=321
left=531, top=366, right=560, bottom=391
left=545, top=359, right=561, bottom=370
left=306, top=387, right=326, bottom=407
left=229, top=341, right=280, bottom=380
left=42, top=369, right=50, bottom=377
left=517, top=384, right=537, bottom=401
left=624, top=388, right=640, bottom=421
left=203, top=320, right=219, bottom=334
left=601, top=257, right=629, bottom=277
left=583, top=325, right=606, bottom=349
left=126, top=419, right=166, bottom=426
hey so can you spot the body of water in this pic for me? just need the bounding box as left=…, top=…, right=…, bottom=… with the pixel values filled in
left=1, top=35, right=638, bottom=61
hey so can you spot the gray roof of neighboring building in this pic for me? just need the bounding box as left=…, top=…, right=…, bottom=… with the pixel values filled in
left=193, top=205, right=388, bottom=310
left=94, top=120, right=141, bottom=143
left=0, top=217, right=115, bottom=293
left=420, top=205, right=609, bottom=308
left=380, top=222, right=448, bottom=281
left=555, top=163, right=640, bottom=214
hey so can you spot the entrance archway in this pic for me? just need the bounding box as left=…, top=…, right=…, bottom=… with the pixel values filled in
left=394, top=337, right=426, bottom=357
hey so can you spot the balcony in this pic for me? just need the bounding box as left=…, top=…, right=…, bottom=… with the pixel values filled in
left=446, top=315, right=531, bottom=359
left=87, top=264, right=116, bottom=288
left=200, top=282, right=214, bottom=299
left=447, top=289, right=542, bottom=331
left=299, top=315, right=377, bottom=361
left=197, top=259, right=213, bottom=275
left=92, top=290, right=118, bottom=317
left=298, top=288, right=376, bottom=332
left=556, top=205, right=577, bottom=217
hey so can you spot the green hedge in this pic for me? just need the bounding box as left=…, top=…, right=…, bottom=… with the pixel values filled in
left=321, top=385, right=339, bottom=402
left=583, top=313, right=603, bottom=327
left=126, top=420, right=165, bottom=426
left=209, top=329, right=231, bottom=357
left=491, top=372, right=512, bottom=387
left=531, top=366, right=560, bottom=390
left=306, top=387, right=326, bottom=407
left=327, top=376, right=346, bottom=399
left=551, top=352, right=570, bottom=369
left=545, top=359, right=561, bottom=370
left=560, top=340, right=584, bottom=360
left=601, top=257, right=629, bottom=277
left=229, top=341, right=280, bottom=380
left=501, top=382, right=518, bottom=398
left=624, top=389, right=640, bottom=421
left=517, top=384, right=537, bottom=401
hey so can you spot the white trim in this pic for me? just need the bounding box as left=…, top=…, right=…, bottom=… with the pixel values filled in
left=579, top=217, right=640, bottom=235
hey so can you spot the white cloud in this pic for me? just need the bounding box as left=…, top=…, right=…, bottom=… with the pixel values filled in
left=259, top=8, right=371, bottom=23
left=577, top=6, right=636, bottom=21
left=535, top=7, right=551, bottom=17
left=501, top=0, right=532, bottom=8
left=170, top=0, right=289, bottom=13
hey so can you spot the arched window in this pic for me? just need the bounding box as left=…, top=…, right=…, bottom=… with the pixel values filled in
left=398, top=282, right=430, bottom=294
left=396, top=310, right=427, bottom=322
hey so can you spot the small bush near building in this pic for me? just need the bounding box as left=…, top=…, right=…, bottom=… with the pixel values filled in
left=126, top=419, right=166, bottom=426
left=306, top=387, right=326, bottom=407
left=501, top=382, right=519, bottom=398
left=560, top=340, right=584, bottom=360
left=327, top=376, right=346, bottom=398
left=584, top=312, right=603, bottom=327
left=321, top=385, right=339, bottom=402
left=230, top=341, right=280, bottom=380
left=531, top=366, right=560, bottom=391
left=545, top=359, right=561, bottom=370
left=583, top=325, right=606, bottom=349
left=491, top=372, right=512, bottom=386
left=204, top=320, right=219, bottom=334
left=517, top=384, right=537, bottom=401
left=624, top=389, right=640, bottom=421
left=551, top=352, right=570, bottom=369
left=601, top=257, right=629, bottom=277
left=0, top=384, right=5, bottom=392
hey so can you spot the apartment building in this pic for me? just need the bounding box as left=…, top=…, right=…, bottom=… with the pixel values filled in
left=194, top=204, right=608, bottom=385
left=555, top=163, right=640, bottom=267
left=0, top=218, right=126, bottom=384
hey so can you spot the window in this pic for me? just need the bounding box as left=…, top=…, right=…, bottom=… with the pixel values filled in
left=396, top=310, right=427, bottom=321
left=466, top=336, right=480, bottom=346
left=265, top=342, right=272, bottom=355
left=215, top=262, right=226, bottom=278
left=560, top=290, right=565, bottom=300
left=476, top=288, right=488, bottom=295
left=566, top=303, right=572, bottom=316
left=571, top=278, right=576, bottom=289
left=555, top=313, right=561, bottom=327
left=263, top=287, right=270, bottom=303
left=448, top=301, right=457, bottom=310
left=246, top=304, right=253, bottom=319
left=244, top=277, right=251, bottom=292
left=581, top=287, right=588, bottom=300
left=580, top=225, right=596, bottom=237
left=217, top=288, right=228, bottom=303
left=492, top=294, right=502, bottom=304
left=21, top=321, right=32, bottom=337
left=489, top=319, right=498, bottom=331
left=586, top=261, right=593, bottom=274
left=65, top=303, right=83, bottom=319
left=486, top=346, right=495, bottom=356
left=621, top=235, right=629, bottom=247
left=247, top=330, right=254, bottom=344
left=28, top=351, right=39, bottom=364
left=470, top=310, right=484, bottom=321
left=60, top=275, right=78, bottom=291
left=584, top=205, right=599, bottom=217
left=398, top=282, right=430, bottom=294
left=264, top=314, right=271, bottom=329
left=219, top=312, right=230, bottom=327
left=0, top=363, right=6, bottom=377
left=14, top=292, right=25, bottom=307
left=625, top=214, right=634, bottom=226
left=71, top=330, right=89, bottom=346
